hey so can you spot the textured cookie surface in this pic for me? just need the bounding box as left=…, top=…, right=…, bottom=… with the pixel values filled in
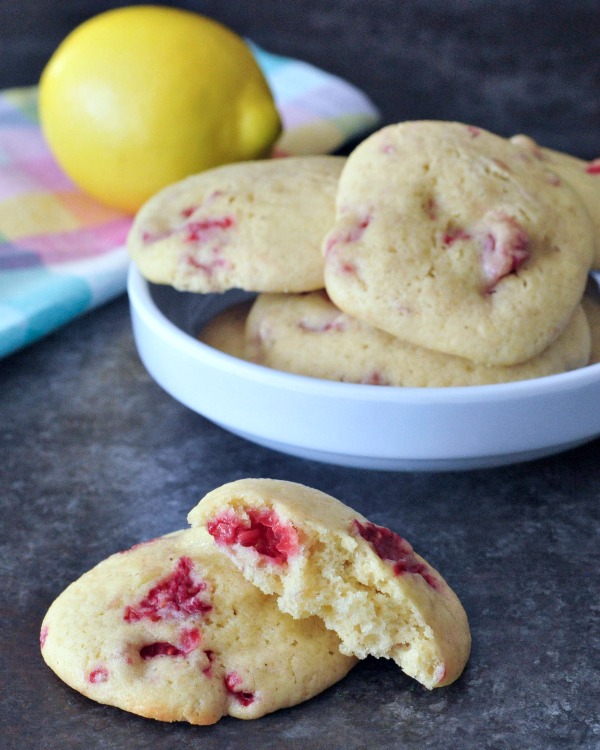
left=323, top=121, right=594, bottom=366
left=188, top=479, right=471, bottom=689
left=245, top=291, right=591, bottom=386
left=40, top=528, right=355, bottom=724
left=510, top=135, right=600, bottom=269
left=127, top=156, right=344, bottom=293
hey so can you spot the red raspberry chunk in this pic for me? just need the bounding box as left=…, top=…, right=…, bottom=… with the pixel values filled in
left=139, top=642, right=185, bottom=659
left=185, top=249, right=230, bottom=276
left=362, top=371, right=389, bottom=386
left=443, top=228, right=472, bottom=246
left=207, top=508, right=300, bottom=564
left=325, top=215, right=371, bottom=255
left=88, top=666, right=109, bottom=684
left=298, top=314, right=346, bottom=333
left=139, top=627, right=200, bottom=660
left=353, top=520, right=438, bottom=589
left=123, top=557, right=212, bottom=623
left=184, top=216, right=235, bottom=243
left=480, top=212, right=529, bottom=290
left=585, top=159, right=600, bottom=175
left=224, top=672, right=255, bottom=706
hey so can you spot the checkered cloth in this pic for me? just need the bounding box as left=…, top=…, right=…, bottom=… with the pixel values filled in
left=0, top=44, right=380, bottom=358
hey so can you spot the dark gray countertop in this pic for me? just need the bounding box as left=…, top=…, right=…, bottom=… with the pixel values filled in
left=3, top=296, right=599, bottom=749
left=1, top=2, right=599, bottom=748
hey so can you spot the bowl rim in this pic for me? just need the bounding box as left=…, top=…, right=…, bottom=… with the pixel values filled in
left=128, top=263, right=600, bottom=405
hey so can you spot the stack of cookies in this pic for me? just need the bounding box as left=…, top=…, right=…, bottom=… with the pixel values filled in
left=41, top=479, right=472, bottom=723
left=128, top=121, right=600, bottom=386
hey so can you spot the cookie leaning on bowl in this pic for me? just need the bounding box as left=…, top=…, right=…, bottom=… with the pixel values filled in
left=40, top=527, right=356, bottom=724
left=127, top=155, right=344, bottom=293
left=188, top=478, right=471, bottom=689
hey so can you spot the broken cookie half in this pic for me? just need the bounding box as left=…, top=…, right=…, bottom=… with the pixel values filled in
left=41, top=478, right=470, bottom=725
left=188, top=478, right=471, bottom=689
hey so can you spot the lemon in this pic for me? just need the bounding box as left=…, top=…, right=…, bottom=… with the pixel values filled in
left=39, top=5, right=281, bottom=213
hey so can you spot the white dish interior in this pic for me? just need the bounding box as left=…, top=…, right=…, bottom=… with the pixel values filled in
left=128, top=264, right=600, bottom=471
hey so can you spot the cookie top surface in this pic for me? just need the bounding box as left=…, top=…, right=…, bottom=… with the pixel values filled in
left=41, top=527, right=355, bottom=724
left=510, top=135, right=600, bottom=269
left=188, top=478, right=471, bottom=689
left=323, top=121, right=594, bottom=366
left=127, top=155, right=344, bottom=293
left=245, top=291, right=590, bottom=386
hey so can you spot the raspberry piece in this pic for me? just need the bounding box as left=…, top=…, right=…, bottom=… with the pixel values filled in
left=185, top=251, right=229, bottom=276
left=298, top=314, right=346, bottom=333
left=123, top=557, right=212, bottom=623
left=353, top=520, right=438, bottom=589
left=586, top=159, right=600, bottom=175
left=224, top=672, right=255, bottom=706
left=325, top=216, right=371, bottom=255
left=40, top=625, right=49, bottom=650
left=207, top=508, right=299, bottom=564
left=178, top=626, right=201, bottom=653
left=339, top=261, right=358, bottom=275
left=362, top=371, right=389, bottom=386
left=139, top=627, right=200, bottom=660
left=443, top=228, right=472, bottom=246
left=88, top=666, right=109, bottom=684
left=141, top=227, right=173, bottom=244
left=140, top=642, right=184, bottom=659
left=480, top=212, right=529, bottom=290
left=184, top=216, right=235, bottom=242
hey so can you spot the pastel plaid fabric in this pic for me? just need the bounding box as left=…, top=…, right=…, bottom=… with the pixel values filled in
left=0, top=44, right=379, bottom=358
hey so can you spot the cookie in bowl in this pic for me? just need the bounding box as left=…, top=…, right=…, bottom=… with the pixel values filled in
left=510, top=134, right=600, bottom=270
left=127, top=155, right=344, bottom=293
left=322, top=121, right=594, bottom=366
left=243, top=290, right=591, bottom=386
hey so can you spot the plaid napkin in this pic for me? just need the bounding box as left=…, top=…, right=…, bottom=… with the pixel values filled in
left=0, top=44, right=380, bottom=359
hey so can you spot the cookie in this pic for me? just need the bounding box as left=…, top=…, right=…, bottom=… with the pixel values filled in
left=582, top=279, right=600, bottom=365
left=40, top=527, right=356, bottom=724
left=127, top=155, right=344, bottom=293
left=188, top=479, right=471, bottom=689
left=197, top=300, right=253, bottom=359
left=323, top=121, right=594, bottom=366
left=510, top=135, right=600, bottom=269
left=244, top=291, right=591, bottom=386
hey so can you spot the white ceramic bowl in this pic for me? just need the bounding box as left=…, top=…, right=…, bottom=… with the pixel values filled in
left=128, top=265, right=600, bottom=471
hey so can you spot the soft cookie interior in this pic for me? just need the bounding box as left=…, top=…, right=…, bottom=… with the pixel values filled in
left=188, top=478, right=471, bottom=689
